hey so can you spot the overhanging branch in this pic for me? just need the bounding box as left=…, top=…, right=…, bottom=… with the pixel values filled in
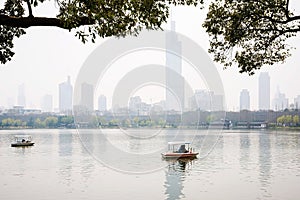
left=0, top=14, right=93, bottom=29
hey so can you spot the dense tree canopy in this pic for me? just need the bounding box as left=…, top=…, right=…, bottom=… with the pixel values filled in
left=0, top=0, right=202, bottom=64
left=203, top=0, right=300, bottom=74
left=1, top=0, right=300, bottom=74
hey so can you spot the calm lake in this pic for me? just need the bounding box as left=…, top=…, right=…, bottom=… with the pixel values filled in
left=0, top=129, right=300, bottom=200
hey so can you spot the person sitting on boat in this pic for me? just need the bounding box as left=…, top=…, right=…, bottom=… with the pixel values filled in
left=22, top=139, right=25, bottom=143
left=178, top=145, right=189, bottom=153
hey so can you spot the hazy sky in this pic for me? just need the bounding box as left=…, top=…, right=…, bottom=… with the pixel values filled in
left=0, top=1, right=300, bottom=111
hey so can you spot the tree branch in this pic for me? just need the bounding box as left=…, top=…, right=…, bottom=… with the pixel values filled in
left=286, top=0, right=290, bottom=19
left=25, top=0, right=33, bottom=17
left=0, top=14, right=93, bottom=29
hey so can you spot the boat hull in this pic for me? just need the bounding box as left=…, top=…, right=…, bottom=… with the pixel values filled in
left=161, top=152, right=199, bottom=159
left=11, top=142, right=34, bottom=147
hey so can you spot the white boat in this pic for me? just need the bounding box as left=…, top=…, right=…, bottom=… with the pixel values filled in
left=11, top=135, right=34, bottom=147
left=161, top=141, right=199, bottom=159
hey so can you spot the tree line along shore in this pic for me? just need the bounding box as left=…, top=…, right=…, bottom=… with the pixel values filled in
left=0, top=110, right=299, bottom=130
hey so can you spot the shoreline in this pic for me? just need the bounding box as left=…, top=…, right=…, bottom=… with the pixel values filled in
left=1, top=126, right=300, bottom=131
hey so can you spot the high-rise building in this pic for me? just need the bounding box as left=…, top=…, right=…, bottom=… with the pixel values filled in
left=240, top=89, right=250, bottom=110
left=129, top=96, right=152, bottom=115
left=41, top=94, right=53, bottom=112
left=129, top=96, right=142, bottom=113
left=258, top=72, right=270, bottom=110
left=189, top=90, right=211, bottom=111
left=59, top=76, right=73, bottom=113
left=165, top=21, right=184, bottom=111
left=189, top=90, right=224, bottom=111
left=17, top=83, right=26, bottom=107
left=272, top=88, right=289, bottom=111
left=80, top=82, right=94, bottom=111
left=294, top=95, right=300, bottom=109
left=98, top=95, right=107, bottom=111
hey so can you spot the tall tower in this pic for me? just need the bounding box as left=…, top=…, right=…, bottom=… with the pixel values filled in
left=165, top=21, right=184, bottom=111
left=80, top=82, right=94, bottom=111
left=98, top=95, right=107, bottom=112
left=240, top=89, right=250, bottom=110
left=59, top=76, right=73, bottom=113
left=17, top=83, right=26, bottom=107
left=258, top=72, right=270, bottom=110
left=272, top=87, right=289, bottom=111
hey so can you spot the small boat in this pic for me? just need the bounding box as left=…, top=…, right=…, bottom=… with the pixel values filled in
left=161, top=141, right=198, bottom=159
left=11, top=135, right=34, bottom=147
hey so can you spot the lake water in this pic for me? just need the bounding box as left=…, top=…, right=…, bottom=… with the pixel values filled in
left=0, top=129, right=300, bottom=200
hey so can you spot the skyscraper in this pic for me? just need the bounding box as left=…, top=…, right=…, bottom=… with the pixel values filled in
left=294, top=95, right=300, bottom=109
left=98, top=94, right=107, bottom=112
left=240, top=89, right=250, bottom=110
left=17, top=83, right=26, bottom=107
left=272, top=88, right=289, bottom=111
left=189, top=90, right=224, bottom=111
left=165, top=21, right=184, bottom=111
left=41, top=94, right=53, bottom=112
left=59, top=76, right=73, bottom=113
left=129, top=96, right=142, bottom=114
left=258, top=72, right=270, bottom=110
left=80, top=82, right=94, bottom=111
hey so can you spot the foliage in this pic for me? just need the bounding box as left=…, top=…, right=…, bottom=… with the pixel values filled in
left=0, top=0, right=26, bottom=64
left=59, top=115, right=74, bottom=126
left=293, top=115, right=299, bottom=125
left=44, top=116, right=58, bottom=127
left=0, top=0, right=202, bottom=64
left=203, top=0, right=300, bottom=74
left=206, top=114, right=214, bottom=123
left=34, top=118, right=45, bottom=128
left=277, top=114, right=299, bottom=126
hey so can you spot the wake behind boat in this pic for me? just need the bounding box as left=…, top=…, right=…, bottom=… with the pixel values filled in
left=11, top=135, right=34, bottom=147
left=161, top=141, right=198, bottom=159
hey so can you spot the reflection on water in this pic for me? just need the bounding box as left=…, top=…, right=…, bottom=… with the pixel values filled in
left=164, top=158, right=196, bottom=200
left=0, top=129, right=300, bottom=200
left=259, top=132, right=272, bottom=198
left=59, top=132, right=73, bottom=157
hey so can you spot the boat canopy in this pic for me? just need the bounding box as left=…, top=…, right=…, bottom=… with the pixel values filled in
left=167, top=141, right=191, bottom=145
left=14, top=135, right=32, bottom=138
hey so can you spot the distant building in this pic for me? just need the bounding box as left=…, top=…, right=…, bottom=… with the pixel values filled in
left=152, top=100, right=166, bottom=112
left=294, top=95, right=300, bottom=110
left=212, top=94, right=224, bottom=111
left=59, top=76, right=73, bottom=113
left=41, top=94, right=53, bottom=112
left=258, top=72, right=270, bottom=110
left=165, top=21, right=184, bottom=111
left=240, top=89, right=250, bottom=110
left=80, top=82, right=94, bottom=111
left=190, top=90, right=211, bottom=111
left=98, top=95, right=107, bottom=111
left=17, top=83, right=26, bottom=107
left=189, top=90, right=224, bottom=111
left=129, top=96, right=142, bottom=115
left=272, top=88, right=289, bottom=111
left=128, top=96, right=152, bottom=115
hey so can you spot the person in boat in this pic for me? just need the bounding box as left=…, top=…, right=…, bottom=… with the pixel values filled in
left=22, top=139, right=25, bottom=143
left=178, top=145, right=189, bottom=153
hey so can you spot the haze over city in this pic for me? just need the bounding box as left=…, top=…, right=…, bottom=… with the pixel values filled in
left=1, top=1, right=300, bottom=111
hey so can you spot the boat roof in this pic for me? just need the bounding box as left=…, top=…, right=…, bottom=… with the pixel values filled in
left=14, top=135, right=32, bottom=138
left=167, top=141, right=191, bottom=145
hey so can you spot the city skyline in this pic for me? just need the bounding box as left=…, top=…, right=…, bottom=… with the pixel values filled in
left=0, top=4, right=300, bottom=111
left=1, top=72, right=300, bottom=112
